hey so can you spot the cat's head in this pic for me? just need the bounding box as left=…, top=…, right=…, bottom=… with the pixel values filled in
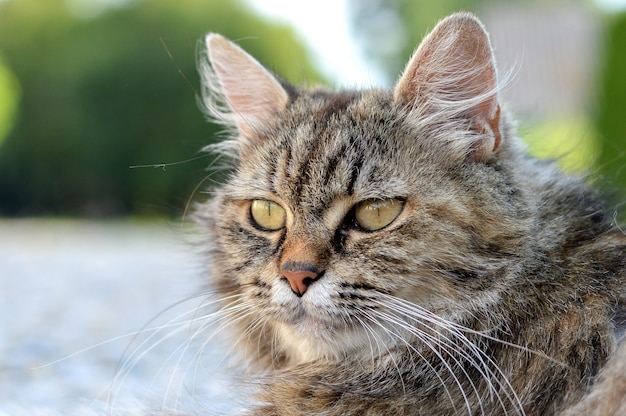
left=198, top=13, right=530, bottom=364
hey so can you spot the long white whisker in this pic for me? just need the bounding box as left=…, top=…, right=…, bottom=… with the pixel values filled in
left=162, top=302, right=255, bottom=410
left=378, top=308, right=482, bottom=414
left=380, top=293, right=561, bottom=366
left=182, top=304, right=264, bottom=399
left=376, top=299, right=497, bottom=399
left=352, top=314, right=384, bottom=366
left=364, top=308, right=474, bottom=415
left=108, top=293, right=245, bottom=409
left=376, top=294, right=526, bottom=415
left=384, top=299, right=521, bottom=415
left=388, top=296, right=526, bottom=414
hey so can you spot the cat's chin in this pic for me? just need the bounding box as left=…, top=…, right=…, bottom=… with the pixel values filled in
left=275, top=312, right=376, bottom=364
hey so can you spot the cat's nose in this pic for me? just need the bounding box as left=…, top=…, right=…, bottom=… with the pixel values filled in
left=280, top=262, right=322, bottom=297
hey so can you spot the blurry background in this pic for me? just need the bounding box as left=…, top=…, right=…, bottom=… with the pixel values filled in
left=0, top=0, right=625, bottom=413
left=0, top=0, right=625, bottom=218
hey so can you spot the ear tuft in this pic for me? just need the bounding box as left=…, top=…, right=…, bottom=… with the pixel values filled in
left=200, top=34, right=289, bottom=141
left=394, top=12, right=502, bottom=162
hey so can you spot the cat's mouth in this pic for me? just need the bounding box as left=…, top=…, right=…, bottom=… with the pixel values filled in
left=281, top=303, right=346, bottom=333
left=271, top=282, right=362, bottom=340
left=276, top=304, right=379, bottom=362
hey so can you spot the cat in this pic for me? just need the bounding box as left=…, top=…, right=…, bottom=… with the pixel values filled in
left=194, top=11, right=626, bottom=415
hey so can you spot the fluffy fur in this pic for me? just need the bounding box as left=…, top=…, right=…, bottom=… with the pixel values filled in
left=195, top=12, right=626, bottom=415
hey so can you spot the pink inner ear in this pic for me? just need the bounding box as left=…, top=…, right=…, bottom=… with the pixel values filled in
left=471, top=104, right=502, bottom=162
left=207, top=34, right=289, bottom=139
left=487, top=104, right=501, bottom=152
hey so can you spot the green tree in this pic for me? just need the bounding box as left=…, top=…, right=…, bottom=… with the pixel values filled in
left=595, top=11, right=626, bottom=209
left=0, top=56, right=20, bottom=148
left=0, top=0, right=323, bottom=216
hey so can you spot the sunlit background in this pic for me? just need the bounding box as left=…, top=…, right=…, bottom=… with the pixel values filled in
left=0, top=0, right=625, bottom=413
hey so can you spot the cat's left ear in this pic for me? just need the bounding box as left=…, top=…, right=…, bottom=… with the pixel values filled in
left=394, top=13, right=501, bottom=162
left=201, top=34, right=289, bottom=141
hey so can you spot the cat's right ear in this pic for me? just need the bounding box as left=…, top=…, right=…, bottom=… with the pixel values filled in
left=201, top=34, right=289, bottom=141
left=394, top=13, right=502, bottom=162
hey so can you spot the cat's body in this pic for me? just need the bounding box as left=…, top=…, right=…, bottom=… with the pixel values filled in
left=195, top=12, right=626, bottom=415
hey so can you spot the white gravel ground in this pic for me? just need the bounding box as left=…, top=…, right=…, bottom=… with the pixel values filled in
left=0, top=219, right=240, bottom=415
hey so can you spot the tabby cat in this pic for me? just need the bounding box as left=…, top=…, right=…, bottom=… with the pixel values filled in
left=195, top=12, right=626, bottom=415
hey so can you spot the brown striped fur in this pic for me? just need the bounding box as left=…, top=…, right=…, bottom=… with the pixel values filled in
left=196, top=12, right=626, bottom=415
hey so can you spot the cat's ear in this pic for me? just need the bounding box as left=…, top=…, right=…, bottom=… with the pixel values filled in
left=394, top=13, right=501, bottom=162
left=202, top=34, right=289, bottom=140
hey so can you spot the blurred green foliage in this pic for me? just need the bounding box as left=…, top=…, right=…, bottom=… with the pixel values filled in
left=0, top=56, right=20, bottom=148
left=521, top=117, right=601, bottom=173
left=0, top=0, right=323, bottom=217
left=595, top=11, right=626, bottom=206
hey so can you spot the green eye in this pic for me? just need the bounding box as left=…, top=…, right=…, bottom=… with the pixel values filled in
left=354, top=198, right=404, bottom=231
left=250, top=200, right=286, bottom=231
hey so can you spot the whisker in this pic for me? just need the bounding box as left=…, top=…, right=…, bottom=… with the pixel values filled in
left=379, top=293, right=562, bottom=366
left=181, top=305, right=263, bottom=392
left=352, top=315, right=384, bottom=366
left=363, top=309, right=459, bottom=405
left=161, top=302, right=255, bottom=409
left=371, top=307, right=480, bottom=415
left=107, top=292, right=245, bottom=409
left=374, top=294, right=527, bottom=415
left=380, top=295, right=542, bottom=414
left=355, top=313, right=408, bottom=394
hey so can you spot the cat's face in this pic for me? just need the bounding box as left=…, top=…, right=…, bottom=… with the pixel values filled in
left=201, top=15, right=527, bottom=363
left=210, top=93, right=526, bottom=363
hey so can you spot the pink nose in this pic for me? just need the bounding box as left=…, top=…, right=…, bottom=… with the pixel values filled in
left=280, top=264, right=321, bottom=297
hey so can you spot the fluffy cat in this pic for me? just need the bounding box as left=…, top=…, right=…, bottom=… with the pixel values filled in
left=195, top=12, right=626, bottom=415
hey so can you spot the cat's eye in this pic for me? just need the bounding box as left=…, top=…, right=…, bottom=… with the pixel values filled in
left=354, top=198, right=404, bottom=231
left=250, top=200, right=286, bottom=231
